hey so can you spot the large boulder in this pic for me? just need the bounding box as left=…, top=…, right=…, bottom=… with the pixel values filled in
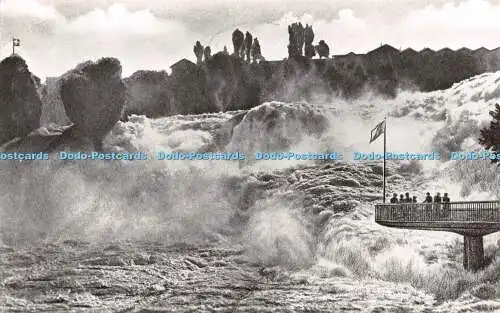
left=3, top=58, right=126, bottom=152
left=59, top=57, right=125, bottom=150
left=40, top=61, right=101, bottom=127
left=0, top=55, right=42, bottom=145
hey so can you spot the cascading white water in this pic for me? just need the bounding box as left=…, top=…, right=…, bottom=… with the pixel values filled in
left=2, top=71, right=500, bottom=305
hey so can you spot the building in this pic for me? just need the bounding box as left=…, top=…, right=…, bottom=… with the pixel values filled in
left=169, top=59, right=197, bottom=78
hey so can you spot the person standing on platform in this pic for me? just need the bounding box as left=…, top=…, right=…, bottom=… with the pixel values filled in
left=442, top=192, right=450, bottom=218
left=433, top=192, right=442, bottom=217
left=423, top=192, right=433, bottom=219
left=404, top=192, right=412, bottom=203
left=424, top=192, right=433, bottom=203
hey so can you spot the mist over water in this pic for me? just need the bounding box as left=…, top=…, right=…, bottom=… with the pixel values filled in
left=2, top=71, right=500, bottom=303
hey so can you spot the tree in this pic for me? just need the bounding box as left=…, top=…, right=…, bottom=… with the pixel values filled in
left=316, top=40, right=330, bottom=59
left=287, top=24, right=295, bottom=58
left=232, top=29, right=244, bottom=58
left=251, top=38, right=262, bottom=63
left=244, top=31, right=253, bottom=63
left=287, top=22, right=305, bottom=58
left=204, top=46, right=212, bottom=61
left=193, top=41, right=204, bottom=64
left=304, top=24, right=315, bottom=59
left=296, top=22, right=305, bottom=56
left=479, top=103, right=500, bottom=164
left=305, top=44, right=316, bottom=58
left=304, top=24, right=314, bottom=45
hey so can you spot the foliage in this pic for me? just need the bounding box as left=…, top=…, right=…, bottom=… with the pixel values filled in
left=479, top=103, right=500, bottom=164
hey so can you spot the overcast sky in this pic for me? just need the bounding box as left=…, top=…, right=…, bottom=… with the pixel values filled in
left=1, top=0, right=500, bottom=79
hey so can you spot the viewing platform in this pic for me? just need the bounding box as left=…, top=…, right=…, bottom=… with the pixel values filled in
left=375, top=201, right=500, bottom=271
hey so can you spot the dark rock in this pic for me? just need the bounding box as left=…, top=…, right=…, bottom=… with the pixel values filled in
left=0, top=55, right=42, bottom=145
left=40, top=61, right=102, bottom=126
left=59, top=57, right=125, bottom=150
left=3, top=58, right=126, bottom=152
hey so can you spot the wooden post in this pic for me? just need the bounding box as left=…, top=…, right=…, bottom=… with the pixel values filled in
left=463, top=235, right=484, bottom=271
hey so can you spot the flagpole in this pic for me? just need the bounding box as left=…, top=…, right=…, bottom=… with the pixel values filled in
left=383, top=115, right=387, bottom=203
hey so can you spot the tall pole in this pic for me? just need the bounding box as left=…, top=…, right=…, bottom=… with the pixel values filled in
left=383, top=116, right=387, bottom=203
left=12, top=38, right=14, bottom=55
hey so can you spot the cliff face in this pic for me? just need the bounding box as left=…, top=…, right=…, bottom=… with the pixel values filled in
left=0, top=55, right=43, bottom=145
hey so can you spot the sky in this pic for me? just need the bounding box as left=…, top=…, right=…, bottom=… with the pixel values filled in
left=1, top=0, right=500, bottom=79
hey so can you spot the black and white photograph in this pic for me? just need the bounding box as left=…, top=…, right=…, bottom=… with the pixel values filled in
left=2, top=0, right=500, bottom=312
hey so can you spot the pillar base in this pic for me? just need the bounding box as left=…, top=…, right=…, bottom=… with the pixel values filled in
left=463, top=235, right=484, bottom=271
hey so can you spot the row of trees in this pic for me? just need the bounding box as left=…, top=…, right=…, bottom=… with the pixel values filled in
left=232, top=29, right=263, bottom=63
left=193, top=30, right=263, bottom=65
left=193, top=22, right=332, bottom=65
left=288, top=22, right=330, bottom=59
left=193, top=41, right=212, bottom=65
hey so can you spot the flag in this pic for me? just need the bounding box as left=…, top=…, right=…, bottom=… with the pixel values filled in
left=369, top=119, right=385, bottom=143
left=13, top=38, right=20, bottom=46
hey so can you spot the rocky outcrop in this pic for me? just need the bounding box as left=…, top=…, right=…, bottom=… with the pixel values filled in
left=58, top=57, right=125, bottom=150
left=0, top=55, right=42, bottom=145
left=40, top=61, right=102, bottom=126
left=3, top=57, right=125, bottom=152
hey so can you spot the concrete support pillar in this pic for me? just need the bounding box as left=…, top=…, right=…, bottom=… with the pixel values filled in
left=463, top=235, right=484, bottom=271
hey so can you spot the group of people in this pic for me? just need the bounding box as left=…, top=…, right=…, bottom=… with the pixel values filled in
left=388, top=191, right=452, bottom=219
left=390, top=192, right=416, bottom=203
left=390, top=192, right=451, bottom=204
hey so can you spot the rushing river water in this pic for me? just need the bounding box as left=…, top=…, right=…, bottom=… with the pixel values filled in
left=3, top=70, right=500, bottom=312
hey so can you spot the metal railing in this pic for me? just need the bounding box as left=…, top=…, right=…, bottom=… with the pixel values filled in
left=375, top=201, right=500, bottom=223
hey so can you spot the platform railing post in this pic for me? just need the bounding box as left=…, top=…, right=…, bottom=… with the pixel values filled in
left=463, top=235, right=484, bottom=272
